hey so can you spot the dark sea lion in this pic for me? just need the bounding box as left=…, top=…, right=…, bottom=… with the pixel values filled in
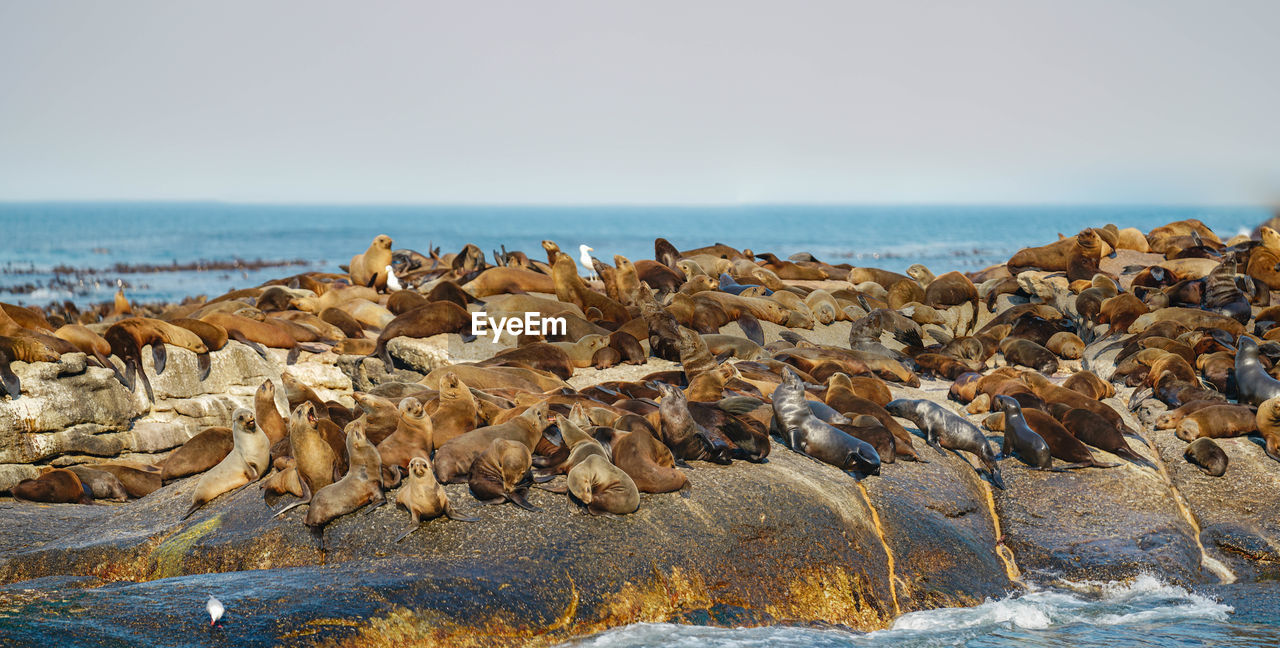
left=0, top=335, right=60, bottom=398
left=771, top=369, right=881, bottom=474
left=1184, top=438, right=1228, bottom=477
left=1057, top=408, right=1154, bottom=468
left=184, top=409, right=270, bottom=518
left=884, top=398, right=1003, bottom=488
left=160, top=426, right=234, bottom=482
left=395, top=456, right=477, bottom=542
left=567, top=454, right=640, bottom=517
left=1235, top=336, right=1280, bottom=405
left=468, top=438, right=538, bottom=511
left=434, top=400, right=550, bottom=484
left=1176, top=404, right=1258, bottom=441
left=1062, top=371, right=1114, bottom=400
left=372, top=302, right=472, bottom=370
left=1000, top=338, right=1059, bottom=374
left=992, top=395, right=1052, bottom=469
left=65, top=465, right=129, bottom=502
left=304, top=419, right=385, bottom=547
left=831, top=414, right=896, bottom=464
left=10, top=469, right=91, bottom=504
left=1015, top=402, right=1117, bottom=469
left=824, top=374, right=921, bottom=462
left=319, top=307, right=365, bottom=338
left=87, top=463, right=161, bottom=499
left=387, top=289, right=429, bottom=315
left=655, top=382, right=731, bottom=464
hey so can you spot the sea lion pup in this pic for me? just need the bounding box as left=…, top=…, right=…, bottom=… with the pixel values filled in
left=304, top=420, right=385, bottom=547
left=183, top=409, right=270, bottom=519
left=1046, top=331, right=1084, bottom=360
left=1155, top=399, right=1221, bottom=430
left=567, top=454, right=640, bottom=517
left=805, top=289, right=845, bottom=325
left=395, top=457, right=477, bottom=542
left=371, top=301, right=472, bottom=371
left=604, top=422, right=691, bottom=495
left=434, top=400, right=551, bottom=484
left=1184, top=438, right=1228, bottom=477
left=1062, top=370, right=1114, bottom=400
left=1235, top=336, right=1280, bottom=405
left=260, top=456, right=304, bottom=497
left=992, top=395, right=1053, bottom=469
left=160, top=426, right=234, bottom=482
left=468, top=438, right=539, bottom=511
left=65, top=465, right=129, bottom=502
left=771, top=369, right=881, bottom=475
left=1000, top=338, right=1059, bottom=374
left=376, top=397, right=433, bottom=476
left=655, top=382, right=731, bottom=465
left=349, top=234, right=394, bottom=290
left=1176, top=404, right=1258, bottom=441
left=884, top=398, right=1003, bottom=488
left=1051, top=406, right=1155, bottom=469
left=274, top=402, right=340, bottom=517
left=430, top=372, right=480, bottom=449
left=10, top=468, right=93, bottom=504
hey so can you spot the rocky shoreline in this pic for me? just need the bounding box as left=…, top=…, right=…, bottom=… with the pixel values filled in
left=3, top=222, right=1280, bottom=646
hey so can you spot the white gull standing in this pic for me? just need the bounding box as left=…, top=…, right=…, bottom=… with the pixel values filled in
left=578, top=244, right=597, bottom=281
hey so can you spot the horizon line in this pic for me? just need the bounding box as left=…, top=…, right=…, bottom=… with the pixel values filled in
left=0, top=199, right=1275, bottom=210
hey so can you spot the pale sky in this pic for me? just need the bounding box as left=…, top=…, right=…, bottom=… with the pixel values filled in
left=1, top=1, right=1278, bottom=204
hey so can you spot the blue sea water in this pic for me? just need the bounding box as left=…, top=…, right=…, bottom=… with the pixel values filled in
left=0, top=202, right=1271, bottom=306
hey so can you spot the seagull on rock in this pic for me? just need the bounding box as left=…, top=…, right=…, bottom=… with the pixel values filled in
left=578, top=244, right=597, bottom=281
left=384, top=264, right=403, bottom=292
left=207, top=594, right=224, bottom=627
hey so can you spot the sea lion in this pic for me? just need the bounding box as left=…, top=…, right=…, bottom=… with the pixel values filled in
left=481, top=343, right=577, bottom=380
left=430, top=371, right=480, bottom=449
left=655, top=382, right=732, bottom=465
left=884, top=398, right=1003, bottom=488
left=319, top=307, right=365, bottom=338
left=275, top=401, right=340, bottom=518
left=376, top=397, right=434, bottom=476
left=1176, top=404, right=1258, bottom=441
left=372, top=302, right=472, bottom=370
left=1062, top=371, right=1114, bottom=400
left=1235, top=336, right=1280, bottom=405
left=167, top=318, right=227, bottom=379
left=463, top=267, right=557, bottom=297
left=1056, top=408, right=1153, bottom=468
left=89, top=463, right=162, bottom=498
left=606, top=424, right=691, bottom=494
left=394, top=456, right=478, bottom=542
left=468, top=438, right=538, bottom=511
left=771, top=369, right=881, bottom=474
left=567, top=454, right=640, bottom=517
left=992, top=395, right=1052, bottom=469
left=1010, top=398, right=1117, bottom=469
left=349, top=234, right=393, bottom=289
left=10, top=468, right=91, bottom=504
left=65, top=465, right=129, bottom=502
left=824, top=373, right=921, bottom=462
left=160, top=426, right=234, bottom=482
left=1000, top=338, right=1059, bottom=374
left=260, top=457, right=304, bottom=498
left=255, top=380, right=288, bottom=445
left=533, top=411, right=609, bottom=480
left=832, top=414, right=896, bottom=464
left=183, top=409, right=270, bottom=519
left=1252, top=397, right=1280, bottom=461
left=304, top=419, right=385, bottom=545
left=1046, top=331, right=1084, bottom=359
left=1184, top=438, right=1228, bottom=477
left=1155, top=399, right=1221, bottom=430
left=434, top=400, right=550, bottom=484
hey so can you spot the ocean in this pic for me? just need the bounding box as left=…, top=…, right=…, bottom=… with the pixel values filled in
left=2, top=202, right=1279, bottom=645
left=0, top=202, right=1271, bottom=306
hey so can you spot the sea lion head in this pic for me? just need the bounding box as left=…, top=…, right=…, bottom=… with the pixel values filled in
left=407, top=456, right=431, bottom=480
left=398, top=396, right=423, bottom=418
left=257, top=379, right=276, bottom=401
left=1261, top=226, right=1280, bottom=251
left=521, top=399, right=551, bottom=428
left=232, top=407, right=257, bottom=436
left=372, top=234, right=393, bottom=251
left=613, top=255, right=634, bottom=271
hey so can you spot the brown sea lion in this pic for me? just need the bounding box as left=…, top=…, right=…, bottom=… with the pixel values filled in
left=255, top=380, right=288, bottom=445
left=274, top=401, right=340, bottom=517
left=10, top=468, right=91, bottom=504
left=352, top=392, right=401, bottom=446
left=303, top=419, right=385, bottom=546
left=65, top=465, right=129, bottom=502
left=481, top=343, right=577, bottom=380
left=319, top=307, right=365, bottom=338
left=376, top=397, right=434, bottom=475
left=89, top=463, right=162, bottom=498
left=394, top=456, right=478, bottom=542
left=260, top=456, right=304, bottom=498
left=1252, top=397, right=1280, bottom=461
left=605, top=424, right=690, bottom=494
left=1046, top=332, right=1084, bottom=359
left=430, top=372, right=480, bottom=449
left=1176, top=404, right=1257, bottom=441
left=1062, top=370, right=1114, bottom=400
left=534, top=410, right=611, bottom=480
left=463, top=267, right=557, bottom=297
left=1000, top=338, right=1059, bottom=374
left=1184, top=438, right=1228, bottom=477
left=160, top=426, right=234, bottom=482
left=349, top=234, right=393, bottom=290
left=1055, top=407, right=1153, bottom=468
left=372, top=302, right=472, bottom=370
left=434, top=400, right=550, bottom=484
left=824, top=373, right=921, bottom=462
left=1155, top=399, right=1221, bottom=430
left=654, top=382, right=730, bottom=465
left=183, top=409, right=270, bottom=519
left=567, top=454, right=640, bottom=517
left=468, top=438, right=539, bottom=511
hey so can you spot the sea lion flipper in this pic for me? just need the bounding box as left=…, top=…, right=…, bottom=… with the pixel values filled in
left=737, top=313, right=765, bottom=346
left=507, top=490, right=541, bottom=512
left=534, top=483, right=568, bottom=494
left=679, top=482, right=692, bottom=498
left=0, top=364, right=20, bottom=400
left=196, top=352, right=212, bottom=381
left=286, top=347, right=300, bottom=365
left=988, top=470, right=1006, bottom=490
left=138, top=366, right=155, bottom=404
left=151, top=343, right=167, bottom=375
left=674, top=458, right=693, bottom=469
left=1054, top=461, right=1093, bottom=471
left=444, top=503, right=480, bottom=522
left=394, top=523, right=422, bottom=543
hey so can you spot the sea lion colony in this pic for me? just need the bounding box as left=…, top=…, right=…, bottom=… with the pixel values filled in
left=6, top=218, right=1280, bottom=544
